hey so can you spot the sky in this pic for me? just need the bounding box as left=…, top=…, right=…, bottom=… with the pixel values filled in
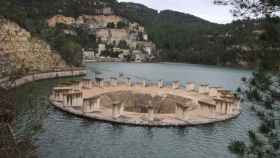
left=118, top=0, right=234, bottom=24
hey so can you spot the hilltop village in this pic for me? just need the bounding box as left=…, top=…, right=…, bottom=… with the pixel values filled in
left=47, top=7, right=157, bottom=63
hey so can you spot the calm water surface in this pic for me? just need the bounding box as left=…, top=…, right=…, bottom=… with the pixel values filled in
left=16, top=63, right=259, bottom=158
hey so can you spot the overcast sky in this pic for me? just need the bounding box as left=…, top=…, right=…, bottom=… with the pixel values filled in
left=118, top=0, right=234, bottom=24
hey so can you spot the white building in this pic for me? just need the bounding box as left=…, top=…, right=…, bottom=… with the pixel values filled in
left=97, top=44, right=106, bottom=57
left=83, top=49, right=96, bottom=60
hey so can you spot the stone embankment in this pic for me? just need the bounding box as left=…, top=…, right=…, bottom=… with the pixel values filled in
left=50, top=79, right=241, bottom=127
left=0, top=68, right=87, bottom=89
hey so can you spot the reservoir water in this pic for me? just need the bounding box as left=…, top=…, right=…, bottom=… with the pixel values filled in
left=16, top=63, right=259, bottom=158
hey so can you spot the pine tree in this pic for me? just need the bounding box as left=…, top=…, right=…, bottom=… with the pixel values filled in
left=215, top=0, right=280, bottom=157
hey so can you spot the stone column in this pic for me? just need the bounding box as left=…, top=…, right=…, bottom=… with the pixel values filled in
left=120, top=102, right=125, bottom=116
left=73, top=95, right=77, bottom=107
left=236, top=100, right=241, bottom=111
left=227, top=102, right=233, bottom=114
left=70, top=92, right=83, bottom=107
left=112, top=104, right=117, bottom=118
left=112, top=101, right=121, bottom=119
left=186, top=82, right=195, bottom=91
left=225, top=103, right=229, bottom=115
left=198, top=85, right=206, bottom=94
left=94, top=98, right=101, bottom=111
left=221, top=101, right=227, bottom=114
left=87, top=80, right=93, bottom=89
left=215, top=101, right=221, bottom=113
left=82, top=99, right=90, bottom=113
left=127, top=78, right=132, bottom=87
left=147, top=107, right=154, bottom=121
left=211, top=106, right=216, bottom=117
left=63, top=94, right=68, bottom=107
left=53, top=90, right=58, bottom=100
left=69, top=95, right=73, bottom=107
left=77, top=93, right=83, bottom=107
left=172, top=81, right=180, bottom=89
left=100, top=80, right=104, bottom=88
left=175, top=104, right=184, bottom=120
left=182, top=106, right=189, bottom=120
left=142, top=80, right=146, bottom=87
left=158, top=80, right=164, bottom=88
left=204, top=85, right=210, bottom=94
left=111, top=78, right=117, bottom=86
left=209, top=88, right=218, bottom=97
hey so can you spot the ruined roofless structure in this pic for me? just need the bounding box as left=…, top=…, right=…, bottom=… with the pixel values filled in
left=49, top=78, right=241, bottom=127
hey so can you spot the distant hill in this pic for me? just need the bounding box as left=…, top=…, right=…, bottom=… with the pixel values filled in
left=116, top=2, right=273, bottom=68
left=0, top=0, right=270, bottom=68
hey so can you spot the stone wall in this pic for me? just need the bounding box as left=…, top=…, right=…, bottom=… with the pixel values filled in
left=0, top=69, right=87, bottom=89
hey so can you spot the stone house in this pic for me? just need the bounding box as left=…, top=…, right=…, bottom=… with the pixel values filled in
left=96, top=28, right=129, bottom=44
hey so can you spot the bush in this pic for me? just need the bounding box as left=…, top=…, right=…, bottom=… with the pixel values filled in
left=107, top=22, right=115, bottom=28
left=117, top=21, right=127, bottom=28
left=118, top=40, right=129, bottom=49
left=259, top=123, right=271, bottom=134
left=228, top=140, right=246, bottom=155
left=57, top=38, right=82, bottom=66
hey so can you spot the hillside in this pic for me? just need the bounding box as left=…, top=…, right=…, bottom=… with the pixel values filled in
left=0, top=0, right=271, bottom=68
left=0, top=18, right=66, bottom=77
left=116, top=2, right=271, bottom=68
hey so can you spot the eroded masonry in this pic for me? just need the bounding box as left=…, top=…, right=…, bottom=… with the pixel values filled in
left=50, top=78, right=241, bottom=127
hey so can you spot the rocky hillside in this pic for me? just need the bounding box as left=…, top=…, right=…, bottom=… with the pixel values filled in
left=1, top=0, right=277, bottom=68
left=0, top=18, right=66, bottom=77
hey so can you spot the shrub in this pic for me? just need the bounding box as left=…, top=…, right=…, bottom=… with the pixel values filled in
left=117, top=21, right=127, bottom=28
left=228, top=140, right=246, bottom=155
left=107, top=22, right=115, bottom=28
left=118, top=40, right=129, bottom=49
left=58, top=39, right=82, bottom=66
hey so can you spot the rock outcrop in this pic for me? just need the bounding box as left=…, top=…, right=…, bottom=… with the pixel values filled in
left=0, top=18, right=66, bottom=76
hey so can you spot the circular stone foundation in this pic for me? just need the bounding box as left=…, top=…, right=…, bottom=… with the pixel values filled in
left=49, top=80, right=241, bottom=127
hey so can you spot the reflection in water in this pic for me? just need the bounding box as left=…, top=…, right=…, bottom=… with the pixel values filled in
left=144, top=127, right=154, bottom=139
left=15, top=63, right=259, bottom=158
left=174, top=127, right=190, bottom=137
left=110, top=124, right=124, bottom=138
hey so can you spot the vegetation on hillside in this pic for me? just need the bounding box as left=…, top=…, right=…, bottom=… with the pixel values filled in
left=116, top=2, right=275, bottom=67
left=215, top=0, right=280, bottom=157
left=0, top=0, right=108, bottom=66
left=1, top=0, right=277, bottom=67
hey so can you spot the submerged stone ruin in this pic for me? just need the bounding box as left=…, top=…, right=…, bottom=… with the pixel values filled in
left=49, top=78, right=241, bottom=127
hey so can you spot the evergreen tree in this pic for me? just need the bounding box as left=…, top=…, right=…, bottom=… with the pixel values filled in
left=215, top=0, right=280, bottom=157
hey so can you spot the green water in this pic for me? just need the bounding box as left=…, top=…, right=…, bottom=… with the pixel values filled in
left=16, top=63, right=259, bottom=158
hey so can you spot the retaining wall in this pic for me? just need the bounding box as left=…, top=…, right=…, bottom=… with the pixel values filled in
left=0, top=69, right=87, bottom=89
